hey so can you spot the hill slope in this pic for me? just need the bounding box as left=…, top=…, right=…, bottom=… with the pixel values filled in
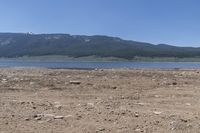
left=0, top=33, right=199, bottom=59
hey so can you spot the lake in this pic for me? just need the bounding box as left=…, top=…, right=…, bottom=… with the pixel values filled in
left=0, top=60, right=200, bottom=69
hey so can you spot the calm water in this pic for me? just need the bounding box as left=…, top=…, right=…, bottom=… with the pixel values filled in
left=0, top=60, right=200, bottom=69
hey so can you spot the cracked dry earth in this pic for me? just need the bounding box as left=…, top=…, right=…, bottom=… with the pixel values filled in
left=1, top=68, right=200, bottom=133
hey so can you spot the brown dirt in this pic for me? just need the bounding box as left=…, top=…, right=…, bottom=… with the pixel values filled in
left=1, top=68, right=200, bottom=133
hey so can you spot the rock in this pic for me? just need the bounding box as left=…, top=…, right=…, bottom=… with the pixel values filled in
left=172, top=82, right=177, bottom=85
left=35, top=117, right=42, bottom=120
left=46, top=119, right=52, bottom=122
left=43, top=114, right=55, bottom=117
left=25, top=118, right=30, bottom=121
left=185, top=103, right=191, bottom=106
left=20, top=101, right=25, bottom=104
left=55, top=104, right=62, bottom=109
left=135, top=128, right=141, bottom=132
left=135, top=102, right=147, bottom=106
left=87, top=102, right=94, bottom=106
left=33, top=114, right=38, bottom=118
left=30, top=82, right=35, bottom=85
left=96, top=127, right=105, bottom=132
left=180, top=118, right=188, bottom=123
left=1, top=79, right=7, bottom=83
left=54, top=116, right=64, bottom=119
left=69, top=81, right=81, bottom=85
left=112, top=86, right=117, bottom=89
left=54, top=102, right=62, bottom=109
left=76, top=115, right=82, bottom=120
left=154, top=111, right=162, bottom=115
left=134, top=112, right=139, bottom=117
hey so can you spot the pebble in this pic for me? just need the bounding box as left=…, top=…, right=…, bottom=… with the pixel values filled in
left=185, top=103, right=191, bottom=106
left=54, top=102, right=62, bottom=109
left=30, top=82, right=35, bottom=85
left=87, top=102, right=94, bottom=106
left=44, top=114, right=55, bottom=117
left=135, top=102, right=147, bottom=106
left=54, top=116, right=64, bottom=119
left=25, top=118, right=30, bottom=121
left=96, top=127, right=105, bottom=132
left=134, top=112, right=139, bottom=117
left=154, top=111, right=162, bottom=115
left=112, top=86, right=117, bottom=89
left=69, top=81, right=81, bottom=85
left=35, top=117, right=42, bottom=120
left=172, top=82, right=177, bottom=85
left=180, top=118, right=188, bottom=123
left=55, top=104, right=62, bottom=109
left=135, top=128, right=141, bottom=132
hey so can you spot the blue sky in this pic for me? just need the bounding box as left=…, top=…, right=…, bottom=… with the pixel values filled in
left=0, top=0, right=200, bottom=47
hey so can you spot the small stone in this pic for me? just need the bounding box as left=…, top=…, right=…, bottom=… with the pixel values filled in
left=134, top=112, right=139, bottom=117
left=154, top=111, right=162, bottom=115
left=87, top=103, right=94, bottom=106
left=54, top=116, right=64, bottom=119
left=30, top=82, right=35, bottom=85
left=186, top=103, right=191, bottom=106
left=136, top=103, right=147, bottom=106
left=20, top=101, right=25, bottom=104
left=25, top=118, right=30, bottom=121
left=96, top=127, right=105, bottom=132
left=69, top=81, right=81, bottom=85
left=33, top=114, right=38, bottom=118
left=135, top=128, right=141, bottom=132
left=76, top=115, right=82, bottom=120
left=112, top=86, right=117, bottom=89
left=121, top=112, right=126, bottom=115
left=172, top=82, right=177, bottom=85
left=181, top=118, right=188, bottom=123
left=55, top=104, right=62, bottom=109
left=35, top=117, right=42, bottom=120
left=46, top=119, right=52, bottom=122
left=43, top=114, right=55, bottom=117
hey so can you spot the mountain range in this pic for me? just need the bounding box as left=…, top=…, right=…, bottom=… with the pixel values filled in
left=0, top=33, right=199, bottom=59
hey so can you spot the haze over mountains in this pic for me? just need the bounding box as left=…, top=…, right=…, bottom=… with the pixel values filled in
left=0, top=33, right=199, bottom=59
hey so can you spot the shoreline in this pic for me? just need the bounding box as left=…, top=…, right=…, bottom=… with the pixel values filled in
left=0, top=68, right=200, bottom=132
left=1, top=55, right=200, bottom=62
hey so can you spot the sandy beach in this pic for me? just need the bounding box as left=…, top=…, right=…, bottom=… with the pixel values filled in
left=0, top=68, right=200, bottom=133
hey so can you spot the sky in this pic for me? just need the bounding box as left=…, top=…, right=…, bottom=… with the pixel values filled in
left=0, top=0, right=200, bottom=47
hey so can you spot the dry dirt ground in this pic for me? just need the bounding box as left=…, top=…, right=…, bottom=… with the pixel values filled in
left=1, top=68, right=200, bottom=133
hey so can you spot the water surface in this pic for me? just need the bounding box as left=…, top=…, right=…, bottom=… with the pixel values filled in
left=0, top=60, right=200, bottom=69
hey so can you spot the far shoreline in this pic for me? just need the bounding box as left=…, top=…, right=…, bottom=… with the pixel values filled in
left=1, top=55, right=200, bottom=62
